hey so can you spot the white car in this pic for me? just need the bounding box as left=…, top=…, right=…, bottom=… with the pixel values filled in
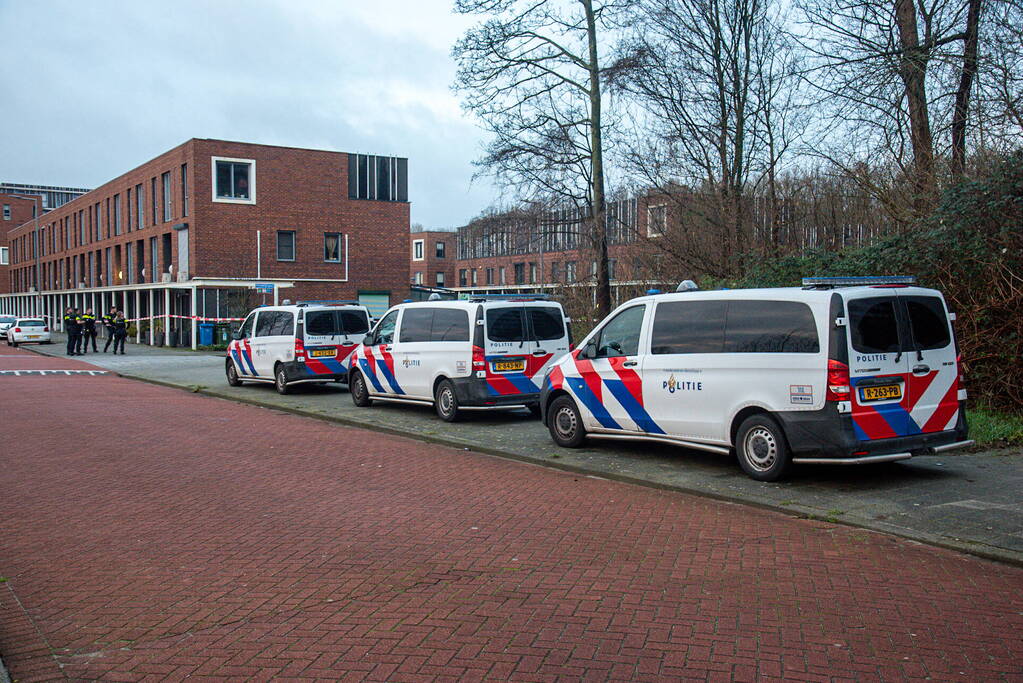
left=226, top=302, right=373, bottom=394
left=0, top=316, right=16, bottom=340
left=349, top=295, right=572, bottom=421
left=6, top=318, right=52, bottom=347
left=540, top=277, right=972, bottom=481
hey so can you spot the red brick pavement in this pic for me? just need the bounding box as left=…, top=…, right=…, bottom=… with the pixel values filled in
left=1, top=345, right=1022, bottom=682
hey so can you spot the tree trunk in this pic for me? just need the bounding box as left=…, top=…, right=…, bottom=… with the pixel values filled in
left=584, top=0, right=611, bottom=317
left=894, top=0, right=935, bottom=214
left=952, top=0, right=982, bottom=177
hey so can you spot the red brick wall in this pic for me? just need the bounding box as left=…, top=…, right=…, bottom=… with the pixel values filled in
left=409, top=231, right=456, bottom=288
left=1, top=195, right=42, bottom=294
left=5, top=139, right=410, bottom=307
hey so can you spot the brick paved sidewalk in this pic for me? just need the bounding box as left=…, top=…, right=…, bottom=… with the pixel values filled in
left=1, top=346, right=1022, bottom=681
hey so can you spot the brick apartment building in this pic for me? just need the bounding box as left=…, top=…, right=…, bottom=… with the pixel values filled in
left=1, top=138, right=410, bottom=347
left=1, top=194, right=43, bottom=294
left=409, top=226, right=457, bottom=289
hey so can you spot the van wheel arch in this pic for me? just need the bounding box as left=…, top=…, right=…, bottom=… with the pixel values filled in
left=543, top=388, right=570, bottom=415
left=730, top=406, right=775, bottom=447
left=432, top=375, right=450, bottom=398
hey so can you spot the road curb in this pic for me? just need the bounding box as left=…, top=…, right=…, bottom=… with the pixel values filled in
left=17, top=343, right=1023, bottom=569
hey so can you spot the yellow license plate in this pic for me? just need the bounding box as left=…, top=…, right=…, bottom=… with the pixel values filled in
left=492, top=360, right=525, bottom=372
left=28, top=335, right=40, bottom=339
left=310, top=348, right=336, bottom=358
left=860, top=384, right=902, bottom=402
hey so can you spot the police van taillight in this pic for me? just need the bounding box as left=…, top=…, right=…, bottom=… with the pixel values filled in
left=826, top=359, right=850, bottom=401
left=472, top=345, right=486, bottom=369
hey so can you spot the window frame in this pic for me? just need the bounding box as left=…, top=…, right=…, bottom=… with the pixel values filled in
left=324, top=232, right=342, bottom=263
left=412, top=239, right=424, bottom=261
left=211, top=156, right=257, bottom=205
left=276, top=230, right=296, bottom=262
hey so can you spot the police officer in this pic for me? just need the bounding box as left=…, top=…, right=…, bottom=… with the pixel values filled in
left=111, top=311, right=128, bottom=355
left=102, top=307, right=118, bottom=353
left=64, top=307, right=82, bottom=356
left=80, top=308, right=98, bottom=353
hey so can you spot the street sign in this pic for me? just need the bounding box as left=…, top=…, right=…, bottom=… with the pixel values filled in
left=254, top=282, right=274, bottom=294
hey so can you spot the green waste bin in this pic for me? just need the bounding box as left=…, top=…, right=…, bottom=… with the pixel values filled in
left=215, top=323, right=232, bottom=345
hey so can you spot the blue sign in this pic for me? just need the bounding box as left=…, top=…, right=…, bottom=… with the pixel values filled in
left=254, top=282, right=274, bottom=294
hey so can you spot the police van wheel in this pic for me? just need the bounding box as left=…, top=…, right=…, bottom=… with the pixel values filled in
left=548, top=395, right=585, bottom=448
left=435, top=380, right=461, bottom=422
left=736, top=415, right=790, bottom=482
left=275, top=365, right=291, bottom=395
left=350, top=371, right=373, bottom=407
left=226, top=360, right=243, bottom=387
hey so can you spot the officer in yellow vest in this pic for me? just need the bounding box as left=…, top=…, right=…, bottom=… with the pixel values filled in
left=80, top=308, right=98, bottom=353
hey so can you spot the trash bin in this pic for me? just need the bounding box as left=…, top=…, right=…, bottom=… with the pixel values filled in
left=215, top=323, right=232, bottom=345
left=199, top=323, right=215, bottom=347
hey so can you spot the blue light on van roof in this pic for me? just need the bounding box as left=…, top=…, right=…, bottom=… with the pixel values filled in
left=802, top=276, right=916, bottom=288
left=646, top=289, right=661, bottom=295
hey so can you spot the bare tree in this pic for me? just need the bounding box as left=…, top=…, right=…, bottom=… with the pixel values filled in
left=453, top=0, right=628, bottom=317
left=978, top=0, right=1023, bottom=144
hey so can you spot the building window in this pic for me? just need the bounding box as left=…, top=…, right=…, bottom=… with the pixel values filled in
left=435, top=271, right=445, bottom=287
left=151, top=178, right=158, bottom=225
left=324, top=232, right=342, bottom=262
left=2, top=204, right=9, bottom=220
left=471, top=269, right=478, bottom=286
left=212, top=157, right=256, bottom=203
left=529, top=262, right=537, bottom=284
left=648, top=204, right=667, bottom=237
left=486, top=267, right=494, bottom=285
left=113, top=194, right=122, bottom=235
left=412, top=239, right=424, bottom=261
left=126, top=188, right=132, bottom=231
left=181, top=164, right=189, bottom=217
left=550, top=261, right=560, bottom=282
left=414, top=271, right=424, bottom=285
left=499, top=266, right=506, bottom=285
left=459, top=269, right=468, bottom=287
left=0, top=247, right=7, bottom=265
left=435, top=241, right=446, bottom=258
left=608, top=258, right=617, bottom=280
left=276, top=230, right=296, bottom=261
left=162, top=171, right=172, bottom=222
left=566, top=261, right=576, bottom=283
left=347, top=154, right=408, bottom=201
left=135, top=184, right=144, bottom=229
left=514, top=263, right=525, bottom=285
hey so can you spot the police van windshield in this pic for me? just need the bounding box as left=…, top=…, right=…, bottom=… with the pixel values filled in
left=486, top=306, right=564, bottom=342
left=305, top=309, right=370, bottom=336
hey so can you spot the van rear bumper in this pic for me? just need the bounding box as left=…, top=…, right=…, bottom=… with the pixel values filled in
left=280, top=361, right=346, bottom=383
left=777, top=401, right=970, bottom=461
left=451, top=377, right=538, bottom=408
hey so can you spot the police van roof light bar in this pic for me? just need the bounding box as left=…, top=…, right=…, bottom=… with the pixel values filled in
left=466, top=293, right=553, bottom=302
left=802, top=276, right=916, bottom=289
left=296, top=299, right=362, bottom=306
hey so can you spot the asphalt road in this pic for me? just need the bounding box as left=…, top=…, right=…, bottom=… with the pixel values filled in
left=22, top=337, right=1023, bottom=565
left=2, top=345, right=1022, bottom=681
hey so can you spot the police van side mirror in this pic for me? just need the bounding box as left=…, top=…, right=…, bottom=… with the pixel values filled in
left=231, top=331, right=243, bottom=341
left=363, top=333, right=375, bottom=346
left=580, top=339, right=598, bottom=359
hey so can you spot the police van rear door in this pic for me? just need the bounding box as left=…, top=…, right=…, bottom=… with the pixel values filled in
left=898, top=291, right=960, bottom=433
left=483, top=303, right=568, bottom=396
left=844, top=292, right=912, bottom=440
left=302, top=307, right=368, bottom=374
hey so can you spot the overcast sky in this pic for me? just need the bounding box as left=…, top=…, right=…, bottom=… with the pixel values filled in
left=0, top=0, right=495, bottom=228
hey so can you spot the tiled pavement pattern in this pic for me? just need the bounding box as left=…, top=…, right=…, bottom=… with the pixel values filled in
left=26, top=336, right=1023, bottom=564
left=1, top=347, right=1022, bottom=681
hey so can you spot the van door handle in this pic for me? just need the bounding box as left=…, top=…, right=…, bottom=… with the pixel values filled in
left=532, top=349, right=547, bottom=355
left=342, top=341, right=355, bottom=346
left=912, top=364, right=930, bottom=375
left=383, top=345, right=392, bottom=352
left=623, top=360, right=638, bottom=367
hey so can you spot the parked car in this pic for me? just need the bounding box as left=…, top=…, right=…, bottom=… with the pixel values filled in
left=350, top=295, right=572, bottom=421
left=226, top=302, right=372, bottom=394
left=6, top=318, right=52, bottom=347
left=539, top=277, right=972, bottom=481
left=0, top=316, right=16, bottom=340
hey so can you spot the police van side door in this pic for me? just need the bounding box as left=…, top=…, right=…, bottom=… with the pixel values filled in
left=251, top=310, right=278, bottom=376
left=360, top=308, right=404, bottom=396
left=576, top=304, right=654, bottom=432
left=396, top=307, right=435, bottom=400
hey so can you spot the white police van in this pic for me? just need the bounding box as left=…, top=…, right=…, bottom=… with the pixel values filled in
left=349, top=295, right=571, bottom=421
left=226, top=301, right=371, bottom=394
left=539, top=277, right=972, bottom=481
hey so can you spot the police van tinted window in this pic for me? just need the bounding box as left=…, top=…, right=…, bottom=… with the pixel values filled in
left=399, top=308, right=434, bottom=342
left=651, top=301, right=726, bottom=354
left=239, top=314, right=254, bottom=338
left=905, top=296, right=951, bottom=350
left=270, top=311, right=294, bottom=336
left=431, top=308, right=470, bottom=341
left=255, top=311, right=277, bottom=337
left=339, top=310, right=369, bottom=335
left=527, top=307, right=565, bottom=341
left=486, top=308, right=525, bottom=342
left=724, top=300, right=819, bottom=353
left=848, top=297, right=900, bottom=354
left=305, top=310, right=336, bottom=336
left=597, top=305, right=645, bottom=357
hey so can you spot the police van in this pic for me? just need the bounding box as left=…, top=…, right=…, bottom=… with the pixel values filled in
left=349, top=295, right=571, bottom=421
left=539, top=277, right=972, bottom=481
left=226, top=301, right=372, bottom=394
